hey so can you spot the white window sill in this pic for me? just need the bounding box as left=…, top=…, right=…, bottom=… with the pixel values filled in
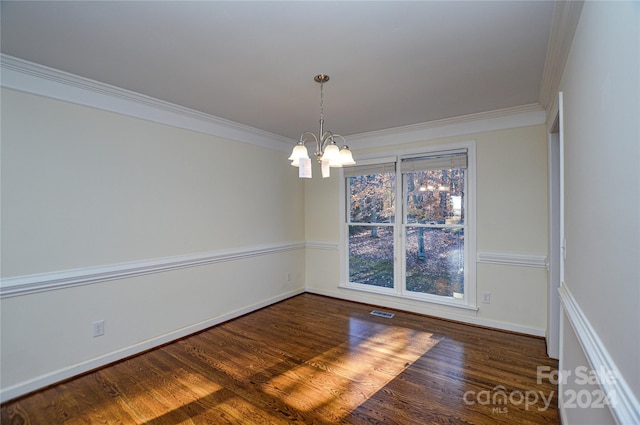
left=339, top=282, right=479, bottom=312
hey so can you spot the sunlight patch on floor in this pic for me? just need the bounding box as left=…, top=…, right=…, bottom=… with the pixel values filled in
left=122, top=367, right=224, bottom=424
left=182, top=394, right=292, bottom=425
left=261, top=319, right=442, bottom=420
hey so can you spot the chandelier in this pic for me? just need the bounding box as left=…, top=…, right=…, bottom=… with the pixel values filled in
left=288, top=74, right=355, bottom=178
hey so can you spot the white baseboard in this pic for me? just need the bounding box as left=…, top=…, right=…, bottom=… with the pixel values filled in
left=0, top=288, right=304, bottom=403
left=559, top=284, right=640, bottom=425
left=306, top=287, right=546, bottom=337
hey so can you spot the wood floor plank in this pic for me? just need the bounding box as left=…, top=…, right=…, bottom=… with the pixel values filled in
left=1, top=293, right=559, bottom=424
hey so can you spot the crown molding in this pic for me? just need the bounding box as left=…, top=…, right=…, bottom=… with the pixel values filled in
left=539, top=1, right=584, bottom=129
left=0, top=54, right=295, bottom=152
left=346, top=103, right=546, bottom=151
left=2, top=53, right=551, bottom=154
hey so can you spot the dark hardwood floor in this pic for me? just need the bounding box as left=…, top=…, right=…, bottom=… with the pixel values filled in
left=1, top=293, right=559, bottom=424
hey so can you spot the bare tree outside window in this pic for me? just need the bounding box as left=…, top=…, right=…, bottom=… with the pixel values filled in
left=345, top=155, right=467, bottom=299
left=404, top=169, right=465, bottom=297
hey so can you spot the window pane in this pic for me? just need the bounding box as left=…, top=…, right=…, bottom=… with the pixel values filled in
left=405, top=227, right=464, bottom=297
left=348, top=173, right=395, bottom=223
left=348, top=225, right=394, bottom=288
left=405, top=169, right=464, bottom=224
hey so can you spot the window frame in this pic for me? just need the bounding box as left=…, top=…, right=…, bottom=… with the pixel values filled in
left=340, top=142, right=477, bottom=311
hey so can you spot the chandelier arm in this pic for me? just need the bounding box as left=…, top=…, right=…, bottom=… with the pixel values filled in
left=298, top=131, right=324, bottom=162
left=332, top=134, right=347, bottom=146
left=320, top=130, right=334, bottom=145
left=299, top=131, right=319, bottom=145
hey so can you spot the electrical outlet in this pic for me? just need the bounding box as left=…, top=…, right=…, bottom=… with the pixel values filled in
left=93, top=320, right=105, bottom=338
left=482, top=292, right=491, bottom=304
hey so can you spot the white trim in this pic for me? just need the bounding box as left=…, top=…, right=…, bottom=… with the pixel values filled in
left=346, top=104, right=545, bottom=151
left=539, top=1, right=584, bottom=129
left=559, top=301, right=569, bottom=425
left=477, top=251, right=548, bottom=268
left=464, top=142, right=478, bottom=307
left=338, top=282, right=479, bottom=312
left=305, top=241, right=339, bottom=251
left=559, top=283, right=640, bottom=425
left=307, top=287, right=544, bottom=337
left=547, top=129, right=561, bottom=359
left=355, top=140, right=474, bottom=162
left=0, top=288, right=305, bottom=403
left=0, top=54, right=295, bottom=152
left=342, top=156, right=398, bottom=173
left=0, top=242, right=306, bottom=298
left=558, top=92, right=566, bottom=291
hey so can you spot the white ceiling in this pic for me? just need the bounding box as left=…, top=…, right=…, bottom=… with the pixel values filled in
left=1, top=1, right=555, bottom=141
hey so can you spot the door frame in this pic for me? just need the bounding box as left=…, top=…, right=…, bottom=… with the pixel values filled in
left=546, top=91, right=564, bottom=359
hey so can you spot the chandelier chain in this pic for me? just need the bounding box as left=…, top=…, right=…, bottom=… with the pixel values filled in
left=319, top=80, right=324, bottom=122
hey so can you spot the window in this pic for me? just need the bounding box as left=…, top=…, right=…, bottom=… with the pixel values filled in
left=402, top=154, right=467, bottom=299
left=346, top=162, right=396, bottom=289
left=343, top=144, right=476, bottom=309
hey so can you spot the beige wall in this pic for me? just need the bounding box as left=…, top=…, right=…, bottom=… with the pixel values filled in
left=558, top=1, right=639, bottom=423
left=305, top=125, right=550, bottom=334
left=1, top=88, right=304, bottom=276
left=0, top=88, right=306, bottom=399
left=0, top=83, right=551, bottom=402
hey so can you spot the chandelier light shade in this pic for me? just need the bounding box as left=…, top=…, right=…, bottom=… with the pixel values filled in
left=289, top=74, right=355, bottom=178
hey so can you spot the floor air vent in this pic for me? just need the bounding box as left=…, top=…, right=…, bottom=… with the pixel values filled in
left=370, top=310, right=395, bottom=319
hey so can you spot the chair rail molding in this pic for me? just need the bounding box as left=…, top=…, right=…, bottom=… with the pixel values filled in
left=476, top=251, right=548, bottom=268
left=0, top=242, right=306, bottom=298
left=305, top=241, right=339, bottom=251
